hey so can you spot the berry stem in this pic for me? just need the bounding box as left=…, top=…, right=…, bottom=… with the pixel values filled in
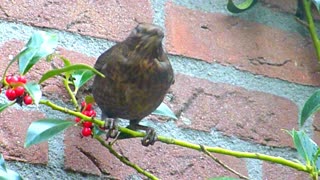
left=2, top=55, right=19, bottom=86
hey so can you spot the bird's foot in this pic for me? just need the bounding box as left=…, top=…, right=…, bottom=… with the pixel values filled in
left=141, top=127, right=157, bottom=146
left=128, top=121, right=157, bottom=146
left=104, top=118, right=119, bottom=140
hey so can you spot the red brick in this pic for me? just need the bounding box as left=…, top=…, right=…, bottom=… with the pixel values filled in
left=0, top=108, right=48, bottom=164
left=0, top=40, right=96, bottom=100
left=64, top=126, right=247, bottom=179
left=165, top=2, right=320, bottom=86
left=0, top=0, right=153, bottom=41
left=262, top=162, right=309, bottom=179
left=169, top=74, right=298, bottom=147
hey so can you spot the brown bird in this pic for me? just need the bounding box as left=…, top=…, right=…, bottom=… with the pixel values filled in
left=92, top=23, right=174, bottom=146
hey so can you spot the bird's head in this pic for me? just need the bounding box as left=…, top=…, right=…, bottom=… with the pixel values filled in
left=127, top=23, right=165, bottom=56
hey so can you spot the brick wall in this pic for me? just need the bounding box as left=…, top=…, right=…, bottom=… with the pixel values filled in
left=0, top=0, right=318, bottom=179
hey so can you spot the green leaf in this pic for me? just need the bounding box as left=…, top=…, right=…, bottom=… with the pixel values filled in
left=312, top=0, right=320, bottom=12
left=314, top=148, right=320, bottom=170
left=72, top=70, right=95, bottom=89
left=45, top=53, right=55, bottom=62
left=0, top=102, right=14, bottom=113
left=60, top=56, right=72, bottom=79
left=39, top=64, right=104, bottom=84
left=60, top=56, right=71, bottom=67
left=152, top=102, right=177, bottom=120
left=85, top=95, right=95, bottom=104
left=227, top=0, right=258, bottom=13
left=0, top=169, right=23, bottom=180
left=0, top=154, right=23, bottom=180
left=24, top=119, right=74, bottom=148
left=0, top=154, right=7, bottom=172
left=19, top=31, right=58, bottom=75
left=92, top=124, right=106, bottom=136
left=291, top=130, right=320, bottom=168
left=24, top=82, right=42, bottom=106
left=300, top=89, right=320, bottom=127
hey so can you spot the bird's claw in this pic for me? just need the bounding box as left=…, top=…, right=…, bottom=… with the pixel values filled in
left=104, top=118, right=118, bottom=140
left=141, top=128, right=157, bottom=146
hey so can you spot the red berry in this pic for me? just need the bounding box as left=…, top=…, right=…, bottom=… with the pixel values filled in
left=88, top=110, right=96, bottom=117
left=83, top=121, right=93, bottom=128
left=18, top=75, right=27, bottom=84
left=6, top=75, right=18, bottom=84
left=81, top=127, right=92, bottom=137
left=23, top=95, right=33, bottom=105
left=5, top=89, right=17, bottom=101
left=8, top=76, right=19, bottom=85
left=5, top=75, right=13, bottom=84
left=91, top=110, right=96, bottom=117
left=82, top=110, right=90, bottom=117
left=83, top=110, right=96, bottom=117
left=14, top=86, right=25, bottom=97
left=81, top=101, right=86, bottom=107
left=81, top=101, right=92, bottom=111
left=75, top=117, right=81, bottom=123
left=85, top=103, right=92, bottom=111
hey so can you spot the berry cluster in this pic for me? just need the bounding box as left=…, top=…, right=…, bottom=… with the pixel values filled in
left=75, top=101, right=97, bottom=137
left=4, top=75, right=32, bottom=105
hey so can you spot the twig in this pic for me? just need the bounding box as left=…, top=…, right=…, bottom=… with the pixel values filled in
left=200, top=145, right=249, bottom=180
left=94, top=136, right=159, bottom=180
left=302, top=0, right=320, bottom=62
left=295, top=17, right=309, bottom=28
left=63, top=77, right=78, bottom=110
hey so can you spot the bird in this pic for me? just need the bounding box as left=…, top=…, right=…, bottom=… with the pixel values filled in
left=92, top=23, right=174, bottom=146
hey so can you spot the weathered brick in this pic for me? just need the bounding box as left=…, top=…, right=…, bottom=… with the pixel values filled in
left=262, top=162, right=309, bottom=179
left=0, top=108, right=48, bottom=164
left=64, top=126, right=247, bottom=179
left=0, top=0, right=153, bottom=41
left=0, top=40, right=96, bottom=100
left=165, top=2, right=320, bottom=86
left=169, top=74, right=298, bottom=147
left=312, top=113, right=320, bottom=145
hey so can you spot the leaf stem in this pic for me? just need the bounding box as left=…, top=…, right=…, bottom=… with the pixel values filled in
left=62, top=78, right=79, bottom=111
left=302, top=0, right=320, bottom=62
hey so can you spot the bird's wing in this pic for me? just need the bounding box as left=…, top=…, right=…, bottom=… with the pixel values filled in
left=94, top=43, right=129, bottom=82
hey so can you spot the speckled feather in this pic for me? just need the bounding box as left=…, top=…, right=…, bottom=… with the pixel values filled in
left=92, top=23, right=174, bottom=121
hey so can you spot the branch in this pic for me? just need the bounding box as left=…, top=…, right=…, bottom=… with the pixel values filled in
left=39, top=99, right=104, bottom=127
left=39, top=99, right=309, bottom=175
left=200, top=145, right=249, bottom=179
left=94, top=136, right=159, bottom=180
left=118, top=126, right=308, bottom=173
